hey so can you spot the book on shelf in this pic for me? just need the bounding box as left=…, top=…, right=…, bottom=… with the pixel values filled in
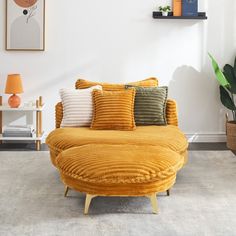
left=173, top=0, right=182, bottom=16
left=182, top=0, right=198, bottom=16
left=3, top=125, right=34, bottom=132
left=2, top=131, right=34, bottom=137
left=3, top=125, right=35, bottom=137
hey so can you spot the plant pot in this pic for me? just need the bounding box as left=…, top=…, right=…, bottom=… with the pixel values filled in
left=226, top=121, right=236, bottom=150
left=162, top=12, right=168, bottom=16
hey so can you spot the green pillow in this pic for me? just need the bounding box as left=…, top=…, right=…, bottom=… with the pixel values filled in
left=125, top=86, right=168, bottom=125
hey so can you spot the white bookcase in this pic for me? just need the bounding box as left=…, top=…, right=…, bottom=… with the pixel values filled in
left=0, top=96, right=45, bottom=151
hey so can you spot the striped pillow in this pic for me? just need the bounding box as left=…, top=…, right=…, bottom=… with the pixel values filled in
left=126, top=86, right=168, bottom=125
left=60, top=86, right=102, bottom=127
left=91, top=88, right=136, bottom=131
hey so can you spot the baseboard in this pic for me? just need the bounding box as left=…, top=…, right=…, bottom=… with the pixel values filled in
left=186, top=133, right=226, bottom=143
left=42, top=132, right=226, bottom=143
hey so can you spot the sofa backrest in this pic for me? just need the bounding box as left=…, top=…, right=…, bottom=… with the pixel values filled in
left=75, top=78, right=159, bottom=90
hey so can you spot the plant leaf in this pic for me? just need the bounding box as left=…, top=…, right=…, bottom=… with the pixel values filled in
left=223, top=64, right=236, bottom=94
left=220, top=85, right=236, bottom=111
left=208, top=53, right=230, bottom=87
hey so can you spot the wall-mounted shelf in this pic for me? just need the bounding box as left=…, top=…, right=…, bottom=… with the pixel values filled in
left=153, top=12, right=207, bottom=20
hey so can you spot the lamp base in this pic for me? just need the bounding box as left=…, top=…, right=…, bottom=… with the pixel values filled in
left=8, top=94, right=21, bottom=108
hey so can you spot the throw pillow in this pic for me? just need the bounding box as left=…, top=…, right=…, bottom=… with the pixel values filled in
left=125, top=86, right=168, bottom=125
left=91, top=88, right=136, bottom=131
left=75, top=77, right=158, bottom=90
left=60, top=85, right=102, bottom=127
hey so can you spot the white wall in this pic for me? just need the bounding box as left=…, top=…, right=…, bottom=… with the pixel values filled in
left=0, top=0, right=236, bottom=142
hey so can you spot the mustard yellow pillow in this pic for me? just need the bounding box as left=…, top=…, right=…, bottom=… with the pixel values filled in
left=75, top=78, right=158, bottom=90
left=91, top=88, right=136, bottom=131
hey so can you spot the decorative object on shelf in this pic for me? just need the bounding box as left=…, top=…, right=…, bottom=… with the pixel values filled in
left=6, top=0, right=45, bottom=51
left=158, top=5, right=171, bottom=16
left=182, top=0, right=198, bottom=17
left=0, top=96, right=44, bottom=151
left=152, top=11, right=207, bottom=20
left=5, top=74, right=23, bottom=108
left=209, top=54, right=236, bottom=151
left=173, top=0, right=182, bottom=16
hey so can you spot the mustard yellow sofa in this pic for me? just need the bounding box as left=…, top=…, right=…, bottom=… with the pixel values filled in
left=46, top=78, right=188, bottom=214
left=46, top=77, right=188, bottom=166
left=46, top=80, right=188, bottom=167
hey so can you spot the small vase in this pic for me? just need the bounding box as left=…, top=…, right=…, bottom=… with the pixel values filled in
left=162, top=12, right=168, bottom=16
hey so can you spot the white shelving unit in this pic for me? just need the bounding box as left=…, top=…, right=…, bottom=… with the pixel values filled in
left=0, top=104, right=45, bottom=111
left=0, top=96, right=45, bottom=150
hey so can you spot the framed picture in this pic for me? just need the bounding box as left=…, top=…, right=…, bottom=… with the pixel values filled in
left=6, top=0, right=45, bottom=51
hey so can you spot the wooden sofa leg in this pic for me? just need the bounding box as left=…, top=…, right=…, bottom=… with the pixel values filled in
left=147, top=193, right=158, bottom=214
left=84, top=194, right=96, bottom=215
left=64, top=186, right=69, bottom=197
left=167, top=189, right=170, bottom=196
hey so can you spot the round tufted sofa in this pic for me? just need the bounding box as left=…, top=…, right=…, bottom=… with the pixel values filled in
left=46, top=79, right=189, bottom=214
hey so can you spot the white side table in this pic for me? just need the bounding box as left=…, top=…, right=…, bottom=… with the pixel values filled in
left=0, top=96, right=45, bottom=151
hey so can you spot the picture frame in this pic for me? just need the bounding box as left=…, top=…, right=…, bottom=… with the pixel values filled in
left=6, top=0, right=45, bottom=51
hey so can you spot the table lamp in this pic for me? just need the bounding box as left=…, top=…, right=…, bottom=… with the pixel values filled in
left=5, top=74, right=24, bottom=108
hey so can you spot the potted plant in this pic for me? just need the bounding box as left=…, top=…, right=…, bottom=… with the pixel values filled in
left=159, top=6, right=171, bottom=16
left=209, top=54, right=236, bottom=150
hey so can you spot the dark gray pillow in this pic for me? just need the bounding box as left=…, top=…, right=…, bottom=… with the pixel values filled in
left=125, top=86, right=168, bottom=125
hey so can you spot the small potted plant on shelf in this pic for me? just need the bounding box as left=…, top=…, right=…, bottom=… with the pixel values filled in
left=159, top=6, right=171, bottom=16
left=209, top=54, right=236, bottom=151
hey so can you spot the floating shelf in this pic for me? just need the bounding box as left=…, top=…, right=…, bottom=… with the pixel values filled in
left=153, top=12, right=207, bottom=20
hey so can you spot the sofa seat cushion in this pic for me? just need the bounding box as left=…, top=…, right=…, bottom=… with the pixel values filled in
left=46, top=125, right=188, bottom=166
left=56, top=144, right=184, bottom=196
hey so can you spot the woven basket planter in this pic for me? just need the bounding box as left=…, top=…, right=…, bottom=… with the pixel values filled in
left=226, top=121, right=236, bottom=150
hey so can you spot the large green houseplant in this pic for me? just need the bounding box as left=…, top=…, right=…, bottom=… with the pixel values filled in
left=209, top=54, right=236, bottom=150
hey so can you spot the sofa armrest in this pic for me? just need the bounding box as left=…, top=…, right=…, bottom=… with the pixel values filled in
left=166, top=99, right=178, bottom=126
left=55, top=102, right=63, bottom=128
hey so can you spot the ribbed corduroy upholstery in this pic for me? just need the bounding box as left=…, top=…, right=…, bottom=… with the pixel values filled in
left=91, top=89, right=136, bottom=131
left=56, top=145, right=184, bottom=196
left=55, top=99, right=179, bottom=128
left=46, top=125, right=188, bottom=167
left=126, top=86, right=168, bottom=125
left=166, top=99, right=178, bottom=126
left=55, top=102, right=63, bottom=128
left=60, top=86, right=102, bottom=127
left=75, top=78, right=158, bottom=90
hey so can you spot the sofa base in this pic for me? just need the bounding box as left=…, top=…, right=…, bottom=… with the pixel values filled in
left=60, top=172, right=176, bottom=196
left=64, top=185, right=171, bottom=214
